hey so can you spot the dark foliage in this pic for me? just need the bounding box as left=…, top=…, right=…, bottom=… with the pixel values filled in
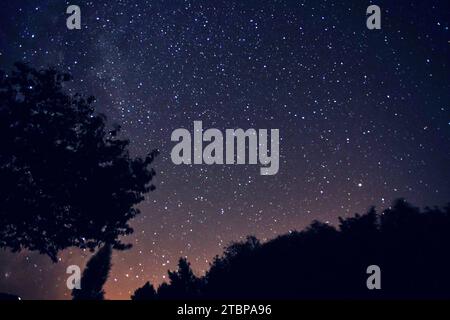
left=157, top=258, right=202, bottom=299
left=133, top=199, right=450, bottom=299
left=72, top=244, right=112, bottom=300
left=131, top=282, right=156, bottom=301
left=131, top=257, right=202, bottom=300
left=0, top=63, right=158, bottom=261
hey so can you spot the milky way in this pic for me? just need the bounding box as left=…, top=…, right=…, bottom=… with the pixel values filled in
left=0, top=0, right=449, bottom=299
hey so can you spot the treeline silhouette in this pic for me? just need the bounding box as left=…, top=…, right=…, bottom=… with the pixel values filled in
left=132, top=199, right=450, bottom=300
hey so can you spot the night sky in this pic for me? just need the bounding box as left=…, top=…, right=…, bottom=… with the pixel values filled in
left=0, top=0, right=449, bottom=299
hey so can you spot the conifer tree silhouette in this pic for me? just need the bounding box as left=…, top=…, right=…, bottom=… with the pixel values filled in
left=72, top=244, right=112, bottom=300
left=157, top=258, right=201, bottom=299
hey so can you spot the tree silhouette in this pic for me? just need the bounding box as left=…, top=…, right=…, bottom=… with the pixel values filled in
left=132, top=199, right=450, bottom=300
left=0, top=63, right=158, bottom=261
left=72, top=244, right=112, bottom=300
left=131, top=281, right=156, bottom=300
left=157, top=258, right=202, bottom=299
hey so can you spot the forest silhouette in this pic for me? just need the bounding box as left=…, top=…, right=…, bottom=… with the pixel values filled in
left=132, top=199, right=450, bottom=300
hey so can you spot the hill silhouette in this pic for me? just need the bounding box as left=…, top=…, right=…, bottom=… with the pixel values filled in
left=132, top=199, right=450, bottom=300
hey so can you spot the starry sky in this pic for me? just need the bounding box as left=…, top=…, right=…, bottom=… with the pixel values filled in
left=0, top=0, right=449, bottom=299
